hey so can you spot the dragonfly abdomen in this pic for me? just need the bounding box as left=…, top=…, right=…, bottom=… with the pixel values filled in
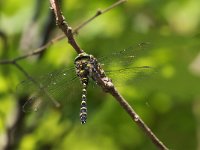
left=80, top=83, right=87, bottom=124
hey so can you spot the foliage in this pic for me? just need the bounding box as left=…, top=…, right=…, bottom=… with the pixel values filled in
left=0, top=0, right=200, bottom=149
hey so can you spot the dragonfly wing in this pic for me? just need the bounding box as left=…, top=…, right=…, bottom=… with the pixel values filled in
left=95, top=43, right=154, bottom=86
left=17, top=66, right=82, bottom=113
left=105, top=66, right=155, bottom=86
left=98, top=42, right=150, bottom=67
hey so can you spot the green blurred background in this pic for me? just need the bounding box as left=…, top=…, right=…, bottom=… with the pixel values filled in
left=1, top=0, right=200, bottom=149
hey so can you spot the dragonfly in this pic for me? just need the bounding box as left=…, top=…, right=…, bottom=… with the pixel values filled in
left=18, top=43, right=154, bottom=124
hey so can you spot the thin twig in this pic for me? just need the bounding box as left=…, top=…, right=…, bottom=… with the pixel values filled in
left=73, top=0, right=127, bottom=32
left=0, top=0, right=126, bottom=64
left=49, top=0, right=169, bottom=149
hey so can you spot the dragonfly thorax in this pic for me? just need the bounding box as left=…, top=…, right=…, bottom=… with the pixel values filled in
left=74, top=53, right=92, bottom=84
left=74, top=53, right=106, bottom=83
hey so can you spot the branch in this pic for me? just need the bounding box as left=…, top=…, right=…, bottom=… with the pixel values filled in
left=50, top=0, right=83, bottom=54
left=0, top=36, right=61, bottom=64
left=0, top=0, right=126, bottom=64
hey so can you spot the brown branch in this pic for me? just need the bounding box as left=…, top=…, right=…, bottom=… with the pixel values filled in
left=0, top=0, right=126, bottom=64
left=50, top=0, right=83, bottom=54
left=49, top=1, right=169, bottom=149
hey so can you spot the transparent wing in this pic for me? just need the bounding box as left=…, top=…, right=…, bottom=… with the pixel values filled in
left=98, top=42, right=150, bottom=67
left=97, top=42, right=155, bottom=85
left=17, top=66, right=82, bottom=114
left=105, top=66, right=155, bottom=86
